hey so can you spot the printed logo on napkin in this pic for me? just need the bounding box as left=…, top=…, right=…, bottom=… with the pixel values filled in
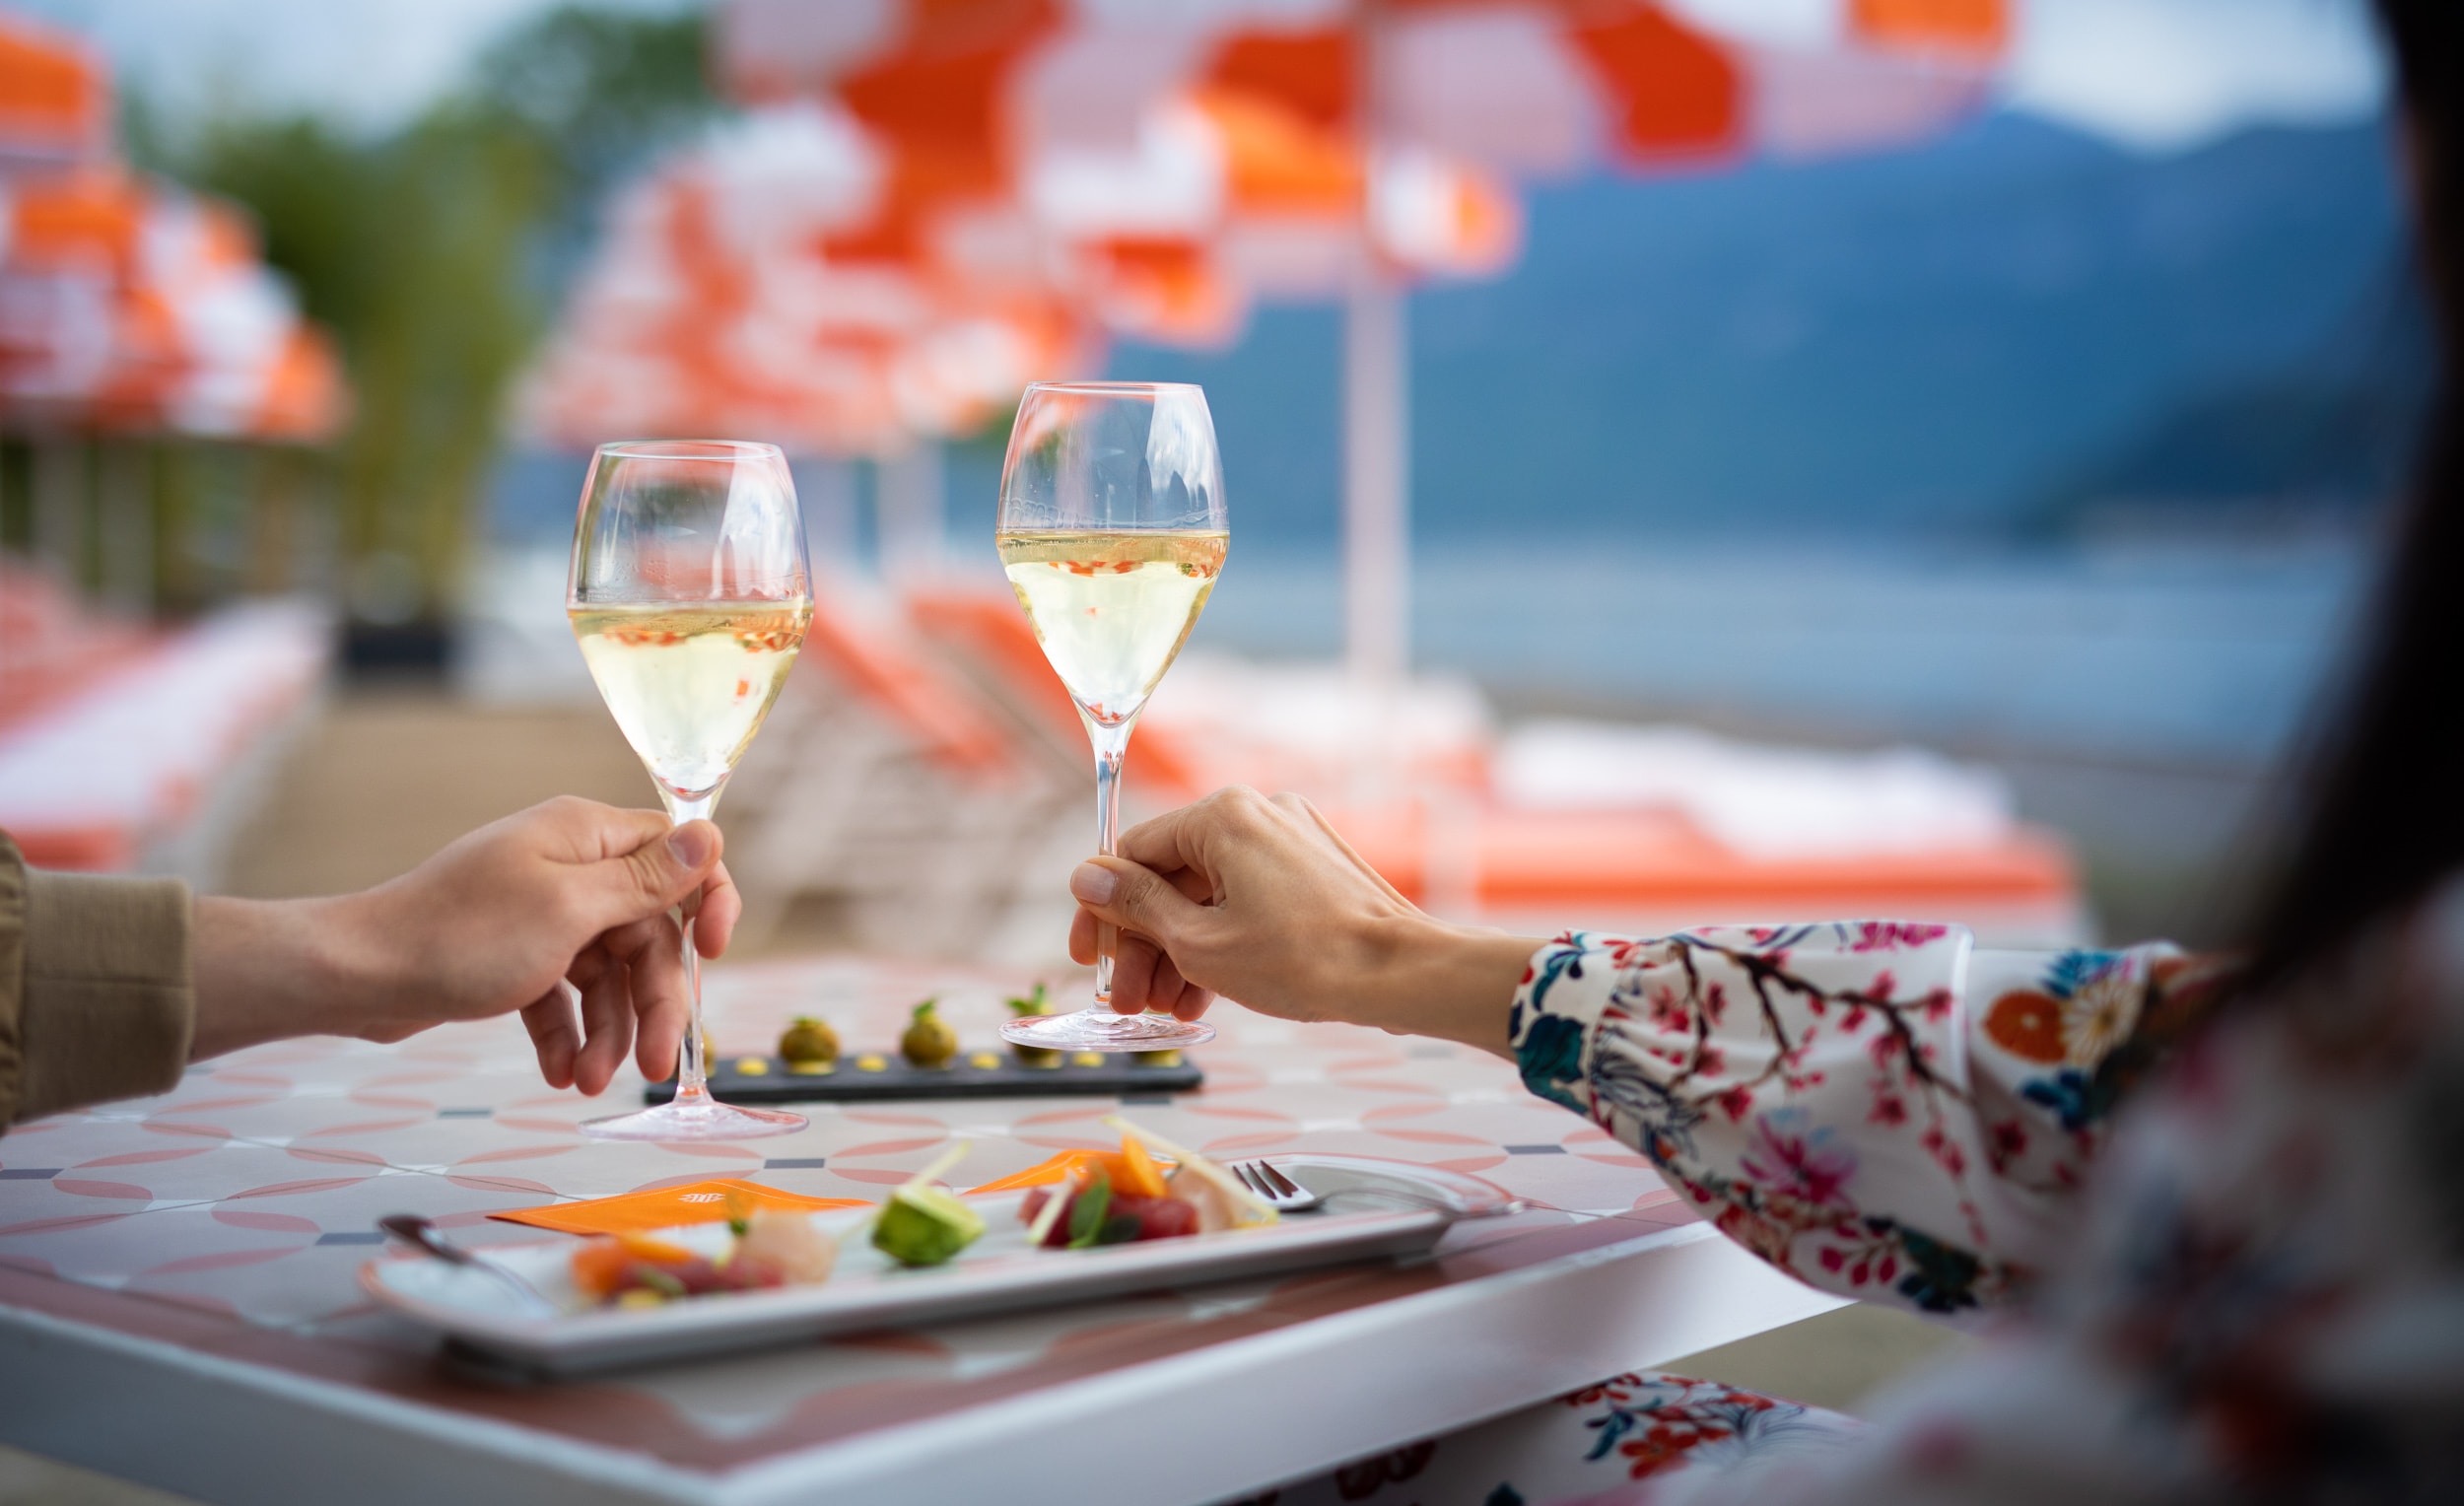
left=491, top=1179, right=868, bottom=1236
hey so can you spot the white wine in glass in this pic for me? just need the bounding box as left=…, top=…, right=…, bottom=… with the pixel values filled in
left=996, top=531, right=1227, bottom=723
left=995, top=383, right=1228, bottom=1052
left=568, top=441, right=813, bottom=1141
left=571, top=603, right=813, bottom=803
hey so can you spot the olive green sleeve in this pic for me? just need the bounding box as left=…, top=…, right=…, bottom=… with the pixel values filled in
left=0, top=836, right=194, bottom=1131
left=0, top=838, right=22, bottom=1130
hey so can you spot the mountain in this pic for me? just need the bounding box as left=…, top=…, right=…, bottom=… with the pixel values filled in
left=1101, top=112, right=2407, bottom=545
left=2027, top=259, right=2434, bottom=533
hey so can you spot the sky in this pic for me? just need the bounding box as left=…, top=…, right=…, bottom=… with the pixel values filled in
left=12, top=0, right=689, bottom=130
left=13, top=0, right=2390, bottom=154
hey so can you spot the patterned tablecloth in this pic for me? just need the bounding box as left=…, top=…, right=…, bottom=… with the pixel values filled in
left=0, top=956, right=1841, bottom=1506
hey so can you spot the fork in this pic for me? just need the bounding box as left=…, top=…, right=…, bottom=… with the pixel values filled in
left=1232, top=1161, right=1325, bottom=1213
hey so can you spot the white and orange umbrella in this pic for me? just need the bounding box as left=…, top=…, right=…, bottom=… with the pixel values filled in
left=0, top=165, right=346, bottom=442
left=717, top=1, right=2002, bottom=712
left=519, top=103, right=1098, bottom=458
left=570, top=1, right=2011, bottom=676
left=0, top=10, right=345, bottom=444
left=0, top=8, right=107, bottom=169
left=712, top=0, right=2008, bottom=310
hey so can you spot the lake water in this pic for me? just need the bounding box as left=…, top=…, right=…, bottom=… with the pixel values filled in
left=467, top=532, right=2375, bottom=773
left=1180, top=537, right=2376, bottom=769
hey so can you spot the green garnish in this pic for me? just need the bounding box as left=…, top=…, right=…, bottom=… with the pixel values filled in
left=1066, top=1170, right=1114, bottom=1249
left=872, top=1183, right=986, bottom=1267
left=1006, top=983, right=1051, bottom=1018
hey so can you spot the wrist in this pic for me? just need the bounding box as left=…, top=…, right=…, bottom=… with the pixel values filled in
left=190, top=894, right=387, bottom=1059
left=312, top=889, right=414, bottom=1034
left=1348, top=913, right=1536, bottom=1061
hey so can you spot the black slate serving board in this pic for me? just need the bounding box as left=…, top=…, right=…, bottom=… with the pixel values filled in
left=644, top=1049, right=1202, bottom=1104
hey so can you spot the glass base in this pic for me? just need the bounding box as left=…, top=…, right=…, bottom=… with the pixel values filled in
left=581, top=1095, right=806, bottom=1141
left=998, top=1008, right=1215, bottom=1053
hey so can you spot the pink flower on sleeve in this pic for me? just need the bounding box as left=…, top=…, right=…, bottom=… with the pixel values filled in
left=1851, top=922, right=1950, bottom=952
left=1739, top=1109, right=1859, bottom=1208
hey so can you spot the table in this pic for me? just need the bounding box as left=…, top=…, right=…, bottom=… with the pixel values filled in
left=0, top=955, right=1843, bottom=1506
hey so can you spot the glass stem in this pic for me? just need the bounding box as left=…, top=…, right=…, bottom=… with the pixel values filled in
left=1088, top=719, right=1131, bottom=1013
left=663, top=789, right=720, bottom=1106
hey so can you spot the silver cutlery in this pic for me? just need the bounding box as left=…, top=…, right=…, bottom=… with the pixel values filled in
left=1232, top=1161, right=1325, bottom=1212
left=377, top=1213, right=561, bottom=1318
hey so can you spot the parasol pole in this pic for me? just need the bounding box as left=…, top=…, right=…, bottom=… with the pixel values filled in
left=1346, top=1, right=1409, bottom=809
left=1342, top=259, right=1408, bottom=807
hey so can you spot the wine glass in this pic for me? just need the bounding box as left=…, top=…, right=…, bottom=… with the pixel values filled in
left=995, top=382, right=1227, bottom=1052
left=567, top=440, right=813, bottom=1140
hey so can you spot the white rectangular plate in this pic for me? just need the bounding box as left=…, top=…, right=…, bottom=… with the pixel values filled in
left=362, top=1156, right=1514, bottom=1377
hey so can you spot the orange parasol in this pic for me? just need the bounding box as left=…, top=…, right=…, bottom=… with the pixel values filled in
left=518, top=102, right=1099, bottom=458
left=0, top=9, right=107, bottom=167
left=0, top=165, right=347, bottom=442
left=606, top=1, right=2012, bottom=669
left=0, top=9, right=346, bottom=444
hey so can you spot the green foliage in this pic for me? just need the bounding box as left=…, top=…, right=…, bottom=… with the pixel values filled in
left=470, top=5, right=712, bottom=225
left=142, top=5, right=718, bottom=622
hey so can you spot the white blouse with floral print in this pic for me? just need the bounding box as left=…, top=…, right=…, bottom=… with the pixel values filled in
left=1390, top=908, right=2464, bottom=1505
left=1509, top=922, right=2224, bottom=1323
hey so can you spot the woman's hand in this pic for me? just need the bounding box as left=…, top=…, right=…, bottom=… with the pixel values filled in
left=1065, top=787, right=1537, bottom=1058
left=192, top=797, right=738, bottom=1095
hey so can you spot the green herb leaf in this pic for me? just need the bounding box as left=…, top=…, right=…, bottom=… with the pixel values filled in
left=1097, top=1213, right=1141, bottom=1246
left=912, top=997, right=940, bottom=1022
left=1006, top=983, right=1051, bottom=1018
left=1067, top=1170, right=1114, bottom=1249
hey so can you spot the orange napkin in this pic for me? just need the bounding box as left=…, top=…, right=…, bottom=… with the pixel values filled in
left=490, top=1179, right=870, bottom=1236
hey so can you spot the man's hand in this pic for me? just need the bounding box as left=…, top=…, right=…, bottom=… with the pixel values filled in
left=192, top=797, right=738, bottom=1094
left=1062, top=787, right=1535, bottom=1058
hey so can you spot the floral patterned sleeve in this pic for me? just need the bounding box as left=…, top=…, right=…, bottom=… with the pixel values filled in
left=1509, top=923, right=2232, bottom=1319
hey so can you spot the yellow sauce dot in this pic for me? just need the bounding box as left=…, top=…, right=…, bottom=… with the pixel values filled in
left=1133, top=1050, right=1183, bottom=1068
left=967, top=1052, right=1000, bottom=1070
left=1070, top=1052, right=1104, bottom=1067
left=734, top=1058, right=770, bottom=1075
left=855, top=1054, right=889, bottom=1072
left=787, top=1059, right=836, bottom=1076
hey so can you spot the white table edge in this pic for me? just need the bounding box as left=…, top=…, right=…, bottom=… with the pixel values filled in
left=0, top=1222, right=1847, bottom=1506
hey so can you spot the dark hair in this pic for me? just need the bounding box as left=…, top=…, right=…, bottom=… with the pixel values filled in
left=2243, top=0, right=2464, bottom=988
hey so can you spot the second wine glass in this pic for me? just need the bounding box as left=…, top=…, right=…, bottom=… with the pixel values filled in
left=996, top=382, right=1227, bottom=1052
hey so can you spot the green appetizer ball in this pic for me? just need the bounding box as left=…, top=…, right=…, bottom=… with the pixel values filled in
left=1006, top=984, right=1061, bottom=1067
left=901, top=998, right=958, bottom=1068
left=871, top=1184, right=985, bottom=1267
left=778, top=1016, right=840, bottom=1065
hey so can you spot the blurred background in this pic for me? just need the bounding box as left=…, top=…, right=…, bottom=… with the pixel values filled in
left=0, top=0, right=2416, bottom=958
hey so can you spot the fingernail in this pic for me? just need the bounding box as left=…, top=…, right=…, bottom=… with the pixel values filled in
left=667, top=823, right=716, bottom=868
left=1069, top=861, right=1118, bottom=905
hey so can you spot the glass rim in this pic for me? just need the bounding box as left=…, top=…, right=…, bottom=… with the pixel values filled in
left=1019, top=380, right=1204, bottom=398
left=592, top=439, right=787, bottom=463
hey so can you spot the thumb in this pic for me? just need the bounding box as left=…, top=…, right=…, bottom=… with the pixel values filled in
left=1070, top=856, right=1203, bottom=945
left=603, top=819, right=723, bottom=922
